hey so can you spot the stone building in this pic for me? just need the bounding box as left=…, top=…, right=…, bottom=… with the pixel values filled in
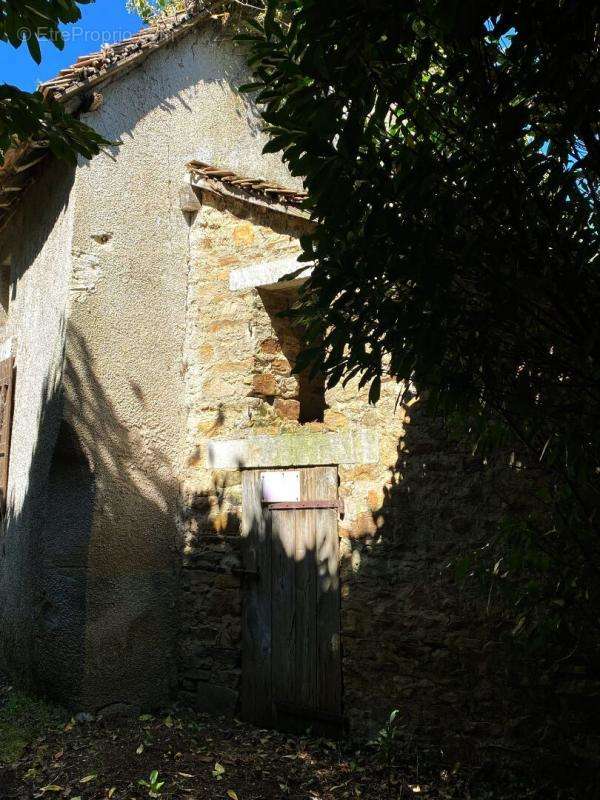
left=0, top=9, right=516, bottom=748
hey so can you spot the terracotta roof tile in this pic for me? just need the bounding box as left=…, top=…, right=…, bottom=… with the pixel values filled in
left=36, top=8, right=206, bottom=100
left=0, top=4, right=224, bottom=230
left=187, top=160, right=307, bottom=208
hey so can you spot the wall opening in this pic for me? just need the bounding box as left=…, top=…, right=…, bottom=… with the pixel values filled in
left=297, top=364, right=327, bottom=424
left=257, top=287, right=327, bottom=425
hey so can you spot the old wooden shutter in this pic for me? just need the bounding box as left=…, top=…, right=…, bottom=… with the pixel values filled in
left=241, top=466, right=342, bottom=731
left=0, top=356, right=15, bottom=514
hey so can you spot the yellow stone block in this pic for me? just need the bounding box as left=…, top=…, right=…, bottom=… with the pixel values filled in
left=324, top=409, right=349, bottom=430
left=232, top=223, right=256, bottom=246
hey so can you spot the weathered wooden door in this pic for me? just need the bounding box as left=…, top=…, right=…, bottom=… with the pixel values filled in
left=241, top=466, right=342, bottom=730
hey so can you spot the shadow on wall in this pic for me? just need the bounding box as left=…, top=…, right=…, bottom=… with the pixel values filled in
left=77, top=21, right=266, bottom=165
left=1, top=327, right=177, bottom=710
left=341, top=396, right=595, bottom=786
left=342, top=398, right=517, bottom=746
left=180, top=396, right=593, bottom=788
left=257, top=288, right=328, bottom=424
left=0, top=160, right=77, bottom=693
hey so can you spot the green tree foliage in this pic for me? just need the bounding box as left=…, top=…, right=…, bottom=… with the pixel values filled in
left=126, top=0, right=184, bottom=24
left=125, top=0, right=271, bottom=25
left=242, top=1, right=600, bottom=655
left=0, top=0, right=108, bottom=163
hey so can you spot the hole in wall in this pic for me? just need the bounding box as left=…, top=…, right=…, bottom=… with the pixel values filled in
left=297, top=368, right=327, bottom=424
left=257, top=287, right=328, bottom=425
left=90, top=232, right=112, bottom=245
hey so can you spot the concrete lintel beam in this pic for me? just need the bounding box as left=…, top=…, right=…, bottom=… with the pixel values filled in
left=205, top=429, right=379, bottom=470
left=229, top=255, right=314, bottom=292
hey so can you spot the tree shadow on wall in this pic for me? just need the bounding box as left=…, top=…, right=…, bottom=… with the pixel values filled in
left=180, top=464, right=343, bottom=734
left=77, top=19, right=268, bottom=161
left=179, top=395, right=598, bottom=795
left=341, top=396, right=597, bottom=792
left=178, top=469, right=244, bottom=716
left=1, top=326, right=177, bottom=711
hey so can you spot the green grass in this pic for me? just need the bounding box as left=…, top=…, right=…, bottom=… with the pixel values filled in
left=0, top=687, right=67, bottom=764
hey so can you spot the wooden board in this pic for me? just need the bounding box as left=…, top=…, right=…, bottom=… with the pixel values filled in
left=241, top=469, right=272, bottom=726
left=271, top=507, right=296, bottom=715
left=241, top=465, right=342, bottom=730
left=0, top=356, right=15, bottom=515
left=294, top=504, right=317, bottom=711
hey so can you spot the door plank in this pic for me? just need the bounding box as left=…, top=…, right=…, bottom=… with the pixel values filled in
left=241, top=469, right=273, bottom=725
left=294, top=505, right=317, bottom=710
left=316, top=505, right=342, bottom=714
left=271, top=507, right=296, bottom=711
left=310, top=466, right=342, bottom=715
left=0, top=356, right=15, bottom=513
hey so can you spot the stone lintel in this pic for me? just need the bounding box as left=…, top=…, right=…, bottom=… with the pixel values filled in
left=205, top=429, right=379, bottom=470
left=229, top=255, right=314, bottom=292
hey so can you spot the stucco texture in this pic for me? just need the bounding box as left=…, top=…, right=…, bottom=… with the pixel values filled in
left=0, top=21, right=300, bottom=710
left=0, top=159, right=75, bottom=692
left=66, top=22, right=302, bottom=708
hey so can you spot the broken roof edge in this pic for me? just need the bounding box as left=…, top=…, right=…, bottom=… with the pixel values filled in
left=186, top=160, right=311, bottom=221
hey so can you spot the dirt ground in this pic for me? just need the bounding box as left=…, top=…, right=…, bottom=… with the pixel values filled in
left=0, top=677, right=575, bottom=800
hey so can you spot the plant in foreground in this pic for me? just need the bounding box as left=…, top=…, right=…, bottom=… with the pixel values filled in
left=138, top=770, right=165, bottom=797
left=370, top=709, right=400, bottom=767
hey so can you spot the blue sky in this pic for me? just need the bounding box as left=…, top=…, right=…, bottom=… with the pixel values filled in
left=0, top=2, right=145, bottom=91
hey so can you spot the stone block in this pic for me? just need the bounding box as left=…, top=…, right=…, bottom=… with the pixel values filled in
left=251, top=373, right=278, bottom=397
left=324, top=410, right=349, bottom=430
left=352, top=512, right=378, bottom=538
left=232, top=223, right=256, bottom=245
left=274, top=398, right=300, bottom=421
left=229, top=254, right=312, bottom=291
left=259, top=337, right=281, bottom=355
left=367, top=489, right=383, bottom=511
left=271, top=357, right=291, bottom=376
left=202, top=376, right=237, bottom=399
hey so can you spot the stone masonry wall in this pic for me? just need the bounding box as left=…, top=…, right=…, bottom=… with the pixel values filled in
left=177, top=192, right=525, bottom=755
